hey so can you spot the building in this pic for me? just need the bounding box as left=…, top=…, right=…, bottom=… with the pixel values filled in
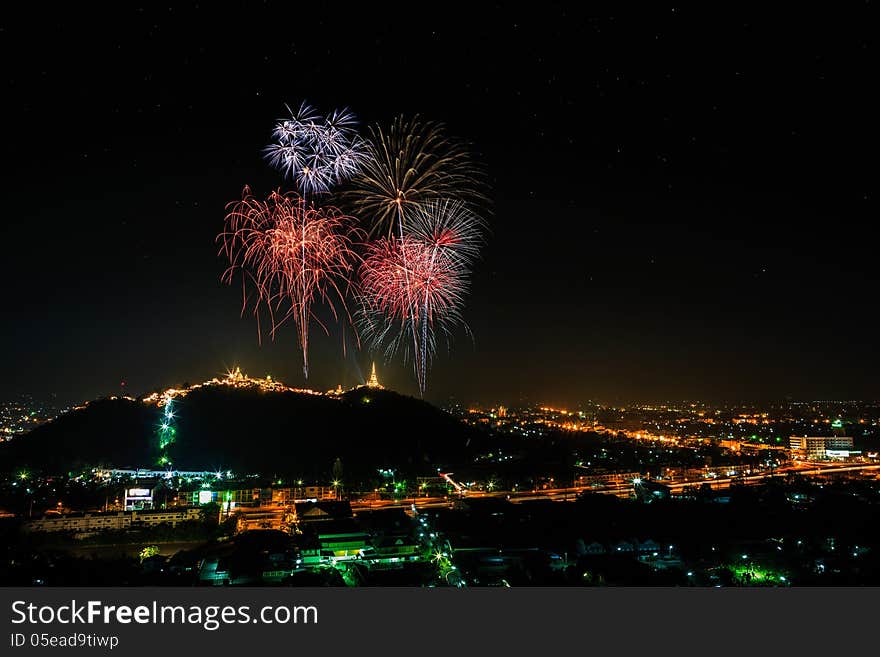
left=580, top=541, right=607, bottom=556
left=317, top=523, right=371, bottom=560
left=234, top=506, right=289, bottom=532
left=23, top=508, right=201, bottom=533
left=371, top=535, right=422, bottom=564
left=93, top=468, right=223, bottom=481
left=293, top=501, right=353, bottom=524
left=186, top=485, right=337, bottom=508
left=357, top=508, right=423, bottom=567
left=720, top=440, right=787, bottom=455
left=789, top=435, right=855, bottom=460
left=131, top=507, right=201, bottom=527
left=124, top=486, right=155, bottom=510
left=576, top=471, right=641, bottom=489
left=25, top=513, right=132, bottom=533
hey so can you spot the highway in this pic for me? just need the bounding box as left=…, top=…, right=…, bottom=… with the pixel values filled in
left=351, top=462, right=880, bottom=512
left=663, top=462, right=880, bottom=493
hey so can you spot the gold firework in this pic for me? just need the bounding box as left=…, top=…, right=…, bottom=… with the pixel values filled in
left=341, top=115, right=489, bottom=237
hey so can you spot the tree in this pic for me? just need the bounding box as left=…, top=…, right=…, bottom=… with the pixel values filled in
left=139, top=545, right=160, bottom=562
left=201, top=502, right=220, bottom=525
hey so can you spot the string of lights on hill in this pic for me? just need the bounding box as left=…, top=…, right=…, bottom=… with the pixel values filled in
left=141, top=365, right=383, bottom=410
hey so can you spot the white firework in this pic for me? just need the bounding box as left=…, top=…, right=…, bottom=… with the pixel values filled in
left=265, top=102, right=368, bottom=195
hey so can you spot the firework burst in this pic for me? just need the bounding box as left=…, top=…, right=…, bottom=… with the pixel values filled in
left=342, top=115, right=489, bottom=238
left=218, top=186, right=362, bottom=378
left=342, top=116, right=488, bottom=392
left=357, top=200, right=484, bottom=394
left=264, top=102, right=369, bottom=195
left=222, top=105, right=489, bottom=392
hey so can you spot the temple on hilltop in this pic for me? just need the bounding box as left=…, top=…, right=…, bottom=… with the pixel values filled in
left=366, top=362, right=382, bottom=389
left=142, top=365, right=323, bottom=407
left=327, top=362, right=384, bottom=395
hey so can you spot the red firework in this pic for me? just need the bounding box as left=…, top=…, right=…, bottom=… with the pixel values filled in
left=358, top=200, right=482, bottom=394
left=219, top=186, right=362, bottom=378
left=359, top=236, right=464, bottom=329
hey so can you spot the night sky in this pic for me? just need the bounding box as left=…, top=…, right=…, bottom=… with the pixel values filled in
left=1, top=4, right=876, bottom=406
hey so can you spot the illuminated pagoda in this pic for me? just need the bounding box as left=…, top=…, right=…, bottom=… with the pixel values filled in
left=366, top=362, right=382, bottom=389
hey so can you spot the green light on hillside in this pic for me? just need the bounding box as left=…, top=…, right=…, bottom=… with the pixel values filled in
left=156, top=399, right=178, bottom=466
left=731, top=564, right=787, bottom=585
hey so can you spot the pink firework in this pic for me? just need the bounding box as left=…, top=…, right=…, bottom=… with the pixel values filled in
left=358, top=200, right=484, bottom=394
left=219, top=186, right=362, bottom=378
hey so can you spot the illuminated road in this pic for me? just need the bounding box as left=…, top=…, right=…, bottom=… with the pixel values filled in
left=662, top=463, right=880, bottom=493
left=351, top=462, right=880, bottom=512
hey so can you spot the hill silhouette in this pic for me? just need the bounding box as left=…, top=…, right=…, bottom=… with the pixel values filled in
left=1, top=387, right=487, bottom=482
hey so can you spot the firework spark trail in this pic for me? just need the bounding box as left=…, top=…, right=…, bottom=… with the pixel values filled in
left=342, top=115, right=489, bottom=237
left=409, top=200, right=484, bottom=388
left=342, top=116, right=488, bottom=391
left=264, top=102, right=369, bottom=375
left=357, top=200, right=484, bottom=395
left=255, top=103, right=369, bottom=378
left=359, top=238, right=465, bottom=393
left=218, top=187, right=362, bottom=378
